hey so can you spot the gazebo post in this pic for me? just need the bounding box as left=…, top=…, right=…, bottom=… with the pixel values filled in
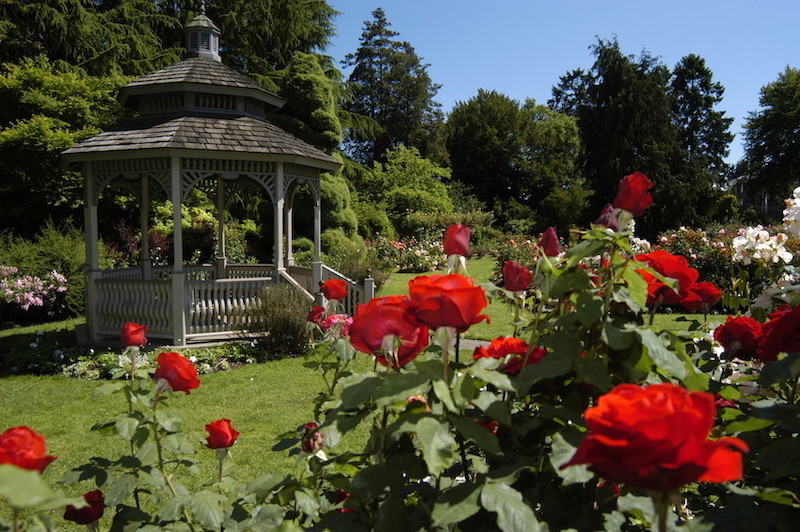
left=140, top=176, right=152, bottom=280
left=170, top=157, right=186, bottom=346
left=215, top=177, right=227, bottom=279
left=312, top=189, right=322, bottom=300
left=285, top=188, right=294, bottom=266
left=84, top=162, right=101, bottom=341
left=273, top=162, right=285, bottom=277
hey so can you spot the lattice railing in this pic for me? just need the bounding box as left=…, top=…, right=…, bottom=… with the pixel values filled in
left=321, top=265, right=375, bottom=316
left=186, top=278, right=270, bottom=335
left=95, top=279, right=172, bottom=337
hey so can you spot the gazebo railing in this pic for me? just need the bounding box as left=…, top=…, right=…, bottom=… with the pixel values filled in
left=95, top=278, right=172, bottom=337
left=225, top=264, right=273, bottom=279
left=185, top=277, right=270, bottom=336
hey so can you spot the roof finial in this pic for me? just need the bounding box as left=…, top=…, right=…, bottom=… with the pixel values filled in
left=200, top=1, right=206, bottom=15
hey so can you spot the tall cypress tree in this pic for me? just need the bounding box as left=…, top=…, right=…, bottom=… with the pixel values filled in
left=342, top=8, right=441, bottom=164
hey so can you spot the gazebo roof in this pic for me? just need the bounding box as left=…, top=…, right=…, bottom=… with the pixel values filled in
left=63, top=113, right=339, bottom=170
left=119, top=57, right=284, bottom=109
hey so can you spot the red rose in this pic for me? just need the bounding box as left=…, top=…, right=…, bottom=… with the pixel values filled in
left=408, top=274, right=489, bottom=333
left=758, top=306, right=800, bottom=362
left=154, top=352, right=200, bottom=394
left=205, top=419, right=240, bottom=449
left=64, top=490, right=105, bottom=525
left=594, top=203, right=620, bottom=231
left=301, top=422, right=323, bottom=454
left=538, top=226, right=560, bottom=257
left=349, top=295, right=429, bottom=368
left=477, top=419, right=499, bottom=434
left=563, top=383, right=748, bottom=493
left=0, top=426, right=57, bottom=473
left=613, top=171, right=654, bottom=217
left=444, top=224, right=471, bottom=256
left=681, top=281, right=723, bottom=313
left=321, top=279, right=349, bottom=301
left=472, top=336, right=547, bottom=375
left=306, top=305, right=325, bottom=324
left=121, top=322, right=148, bottom=347
left=636, top=250, right=699, bottom=304
left=503, top=261, right=532, bottom=292
left=714, top=316, right=763, bottom=360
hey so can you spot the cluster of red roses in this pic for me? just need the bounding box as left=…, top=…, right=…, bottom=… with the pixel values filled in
left=636, top=249, right=723, bottom=313
left=714, top=305, right=800, bottom=362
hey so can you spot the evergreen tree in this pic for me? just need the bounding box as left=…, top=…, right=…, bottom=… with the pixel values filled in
left=342, top=8, right=441, bottom=164
left=670, top=54, right=733, bottom=184
left=741, top=66, right=800, bottom=197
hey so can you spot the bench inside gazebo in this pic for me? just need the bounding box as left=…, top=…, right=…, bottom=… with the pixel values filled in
left=62, top=10, right=373, bottom=346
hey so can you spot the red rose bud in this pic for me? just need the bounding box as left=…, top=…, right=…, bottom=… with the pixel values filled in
left=681, top=281, right=723, bottom=313
left=306, top=305, right=325, bottom=324
left=538, top=227, right=560, bottom=257
left=613, top=171, right=654, bottom=217
left=444, top=224, right=471, bottom=257
left=408, top=274, right=489, bottom=333
left=121, top=321, right=148, bottom=347
left=0, top=426, right=57, bottom=473
left=472, top=336, right=547, bottom=375
left=713, top=315, right=762, bottom=360
left=64, top=490, right=105, bottom=525
left=636, top=250, right=699, bottom=305
left=301, top=422, right=323, bottom=454
left=757, top=306, right=800, bottom=362
left=154, top=352, right=200, bottom=394
left=205, top=419, right=240, bottom=449
left=321, top=279, right=349, bottom=301
left=594, top=204, right=620, bottom=231
left=349, top=295, right=429, bottom=368
left=503, top=261, right=532, bottom=292
left=563, top=383, right=748, bottom=493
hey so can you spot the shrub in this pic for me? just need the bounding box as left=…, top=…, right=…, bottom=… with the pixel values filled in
left=365, top=234, right=447, bottom=273
left=398, top=210, right=499, bottom=254
left=352, top=199, right=396, bottom=239
left=238, top=283, right=312, bottom=360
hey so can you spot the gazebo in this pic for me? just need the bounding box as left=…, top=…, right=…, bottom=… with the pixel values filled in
left=63, top=11, right=373, bottom=346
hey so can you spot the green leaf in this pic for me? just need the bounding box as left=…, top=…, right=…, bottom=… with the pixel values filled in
left=351, top=465, right=403, bottom=499
left=469, top=362, right=516, bottom=392
left=480, top=482, right=541, bottom=532
left=576, top=292, right=604, bottom=326
left=602, top=323, right=635, bottom=350
left=0, top=465, right=81, bottom=509
left=449, top=415, right=501, bottom=454
left=102, top=472, right=139, bottom=507
left=611, top=286, right=642, bottom=313
left=550, top=432, right=593, bottom=485
left=471, top=391, right=511, bottom=425
left=158, top=496, right=190, bottom=522
left=541, top=331, right=583, bottom=357
left=339, top=373, right=380, bottom=409
left=549, top=267, right=591, bottom=298
left=513, top=352, right=574, bottom=395
left=431, top=482, right=482, bottom=526
left=293, top=489, right=320, bottom=519
left=93, top=381, right=125, bottom=396
left=753, top=436, right=800, bottom=481
left=332, top=338, right=356, bottom=362
left=758, top=353, right=800, bottom=386
left=622, top=267, right=648, bottom=308
left=617, top=493, right=655, bottom=522
left=726, top=416, right=774, bottom=434
left=432, top=379, right=458, bottom=413
left=574, top=356, right=611, bottom=392
left=241, top=474, right=290, bottom=502
left=190, top=491, right=226, bottom=530
left=115, top=416, right=140, bottom=441
left=451, top=373, right=478, bottom=410
left=155, top=408, right=184, bottom=433
left=636, top=328, right=687, bottom=379
left=374, top=372, right=430, bottom=406
left=414, top=417, right=457, bottom=476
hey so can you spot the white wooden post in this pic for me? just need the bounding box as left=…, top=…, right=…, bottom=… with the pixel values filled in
left=215, top=177, right=227, bottom=279
left=312, top=185, right=322, bottom=300
left=170, top=157, right=186, bottom=345
left=273, top=162, right=285, bottom=275
left=140, top=175, right=152, bottom=280
left=84, top=162, right=101, bottom=341
left=285, top=188, right=294, bottom=266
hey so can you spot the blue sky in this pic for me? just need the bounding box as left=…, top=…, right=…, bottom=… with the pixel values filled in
left=326, top=1, right=800, bottom=163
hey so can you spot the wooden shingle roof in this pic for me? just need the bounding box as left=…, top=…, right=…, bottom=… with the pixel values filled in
left=62, top=113, right=339, bottom=169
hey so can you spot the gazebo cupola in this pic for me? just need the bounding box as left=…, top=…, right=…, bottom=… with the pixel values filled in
left=185, top=6, right=221, bottom=61
left=63, top=12, right=371, bottom=346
